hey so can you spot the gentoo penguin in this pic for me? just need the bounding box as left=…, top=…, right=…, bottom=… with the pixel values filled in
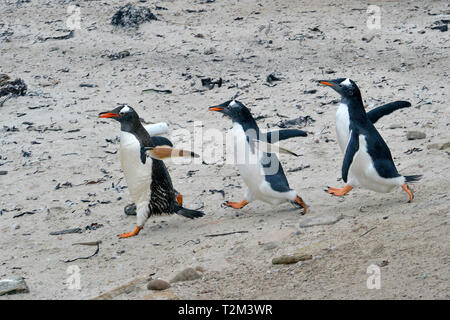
left=99, top=104, right=204, bottom=238
left=208, top=100, right=308, bottom=214
left=318, top=78, right=421, bottom=201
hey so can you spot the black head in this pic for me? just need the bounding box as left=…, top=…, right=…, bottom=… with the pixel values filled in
left=208, top=100, right=254, bottom=123
left=99, top=104, right=140, bottom=124
left=318, top=78, right=362, bottom=100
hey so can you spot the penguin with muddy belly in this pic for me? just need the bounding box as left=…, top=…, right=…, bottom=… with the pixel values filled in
left=318, top=78, right=421, bottom=202
left=208, top=100, right=308, bottom=214
left=99, top=104, right=204, bottom=238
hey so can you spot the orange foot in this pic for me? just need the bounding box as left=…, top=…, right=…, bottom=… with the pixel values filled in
left=402, top=183, right=414, bottom=203
left=326, top=184, right=353, bottom=197
left=118, top=226, right=142, bottom=239
left=295, top=196, right=308, bottom=215
left=176, top=194, right=183, bottom=206
left=224, top=200, right=248, bottom=209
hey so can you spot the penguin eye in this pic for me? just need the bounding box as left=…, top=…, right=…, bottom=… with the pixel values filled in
left=119, top=112, right=124, bottom=116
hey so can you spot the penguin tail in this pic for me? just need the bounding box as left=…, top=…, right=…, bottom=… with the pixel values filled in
left=405, top=175, right=422, bottom=183
left=175, top=205, right=205, bottom=219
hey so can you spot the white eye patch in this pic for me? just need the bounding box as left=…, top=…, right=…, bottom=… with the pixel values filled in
left=120, top=105, right=131, bottom=113
left=341, top=78, right=352, bottom=87
left=229, top=100, right=237, bottom=107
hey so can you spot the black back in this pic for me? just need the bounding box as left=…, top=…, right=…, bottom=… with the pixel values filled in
left=344, top=94, right=401, bottom=180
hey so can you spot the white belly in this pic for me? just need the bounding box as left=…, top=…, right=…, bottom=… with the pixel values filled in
left=336, top=103, right=350, bottom=153
left=349, top=135, right=404, bottom=193
left=233, top=123, right=264, bottom=195
left=233, top=123, right=292, bottom=203
left=119, top=131, right=151, bottom=204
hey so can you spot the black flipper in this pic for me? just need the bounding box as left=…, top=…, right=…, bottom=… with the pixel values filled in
left=151, top=136, right=173, bottom=147
left=139, top=136, right=173, bottom=165
left=263, top=129, right=307, bottom=143
left=367, top=101, right=411, bottom=124
left=140, top=147, right=147, bottom=164
left=405, top=175, right=422, bottom=183
left=342, top=131, right=359, bottom=183
left=175, top=205, right=205, bottom=219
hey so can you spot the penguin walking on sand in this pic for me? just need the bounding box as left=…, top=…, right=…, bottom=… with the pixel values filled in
left=318, top=78, right=421, bottom=201
left=99, top=104, right=204, bottom=238
left=209, top=100, right=308, bottom=214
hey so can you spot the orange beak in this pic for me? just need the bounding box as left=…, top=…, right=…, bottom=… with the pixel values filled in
left=319, top=81, right=335, bottom=86
left=208, top=107, right=224, bottom=112
left=99, top=112, right=119, bottom=118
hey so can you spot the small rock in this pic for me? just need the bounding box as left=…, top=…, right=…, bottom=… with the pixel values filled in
left=147, top=279, right=170, bottom=291
left=111, top=3, right=157, bottom=28
left=0, top=276, right=29, bottom=296
left=0, top=170, right=7, bottom=175
left=108, top=50, right=130, bottom=60
left=299, top=213, right=343, bottom=228
left=406, top=131, right=426, bottom=140
left=170, top=268, right=201, bottom=283
left=272, top=254, right=312, bottom=265
left=203, top=47, right=216, bottom=55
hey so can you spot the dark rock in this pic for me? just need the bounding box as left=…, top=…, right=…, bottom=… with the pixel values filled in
left=108, top=50, right=130, bottom=60
left=430, top=20, right=448, bottom=32
left=266, top=74, right=282, bottom=84
left=111, top=3, right=157, bottom=28
left=124, top=203, right=137, bottom=216
left=0, top=78, right=27, bottom=97
left=201, top=78, right=222, bottom=89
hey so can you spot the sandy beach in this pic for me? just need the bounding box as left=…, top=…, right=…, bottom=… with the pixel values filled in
left=0, top=0, right=448, bottom=299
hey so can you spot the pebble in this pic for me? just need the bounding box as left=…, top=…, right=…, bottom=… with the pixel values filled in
left=147, top=279, right=170, bottom=291
left=170, top=267, right=201, bottom=283
left=406, top=131, right=426, bottom=140
left=0, top=276, right=29, bottom=296
left=204, top=47, right=216, bottom=55
left=272, top=254, right=313, bottom=265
